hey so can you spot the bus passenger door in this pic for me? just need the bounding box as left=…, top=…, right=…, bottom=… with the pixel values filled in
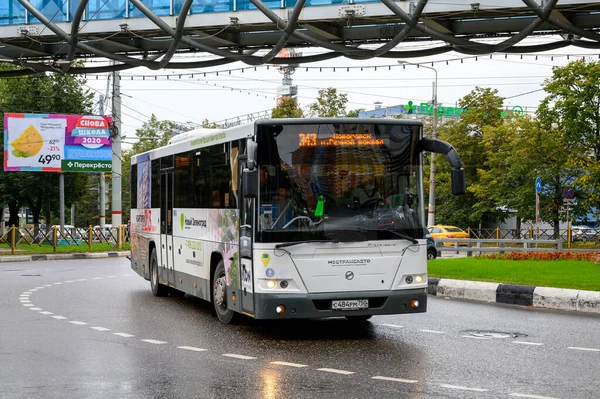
left=160, top=170, right=175, bottom=287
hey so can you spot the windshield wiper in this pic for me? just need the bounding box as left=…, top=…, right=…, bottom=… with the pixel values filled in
left=358, top=228, right=418, bottom=244
left=274, top=239, right=339, bottom=249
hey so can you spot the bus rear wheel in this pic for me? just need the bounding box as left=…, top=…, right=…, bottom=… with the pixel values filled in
left=150, top=248, right=168, bottom=297
left=212, top=260, right=238, bottom=324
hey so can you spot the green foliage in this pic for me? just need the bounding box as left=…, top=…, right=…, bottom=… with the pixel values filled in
left=308, top=88, right=348, bottom=117
left=271, top=97, right=304, bottom=118
left=202, top=118, right=217, bottom=128
left=346, top=108, right=364, bottom=118
left=0, top=63, right=93, bottom=229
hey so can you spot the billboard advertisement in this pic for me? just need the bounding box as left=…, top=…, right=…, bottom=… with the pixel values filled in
left=3, top=113, right=113, bottom=173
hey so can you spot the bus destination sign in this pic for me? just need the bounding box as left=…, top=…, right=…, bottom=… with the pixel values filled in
left=299, top=133, right=384, bottom=147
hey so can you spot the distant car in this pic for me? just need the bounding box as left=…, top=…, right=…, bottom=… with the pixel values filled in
left=426, top=234, right=437, bottom=260
left=427, top=225, right=469, bottom=246
left=571, top=226, right=598, bottom=242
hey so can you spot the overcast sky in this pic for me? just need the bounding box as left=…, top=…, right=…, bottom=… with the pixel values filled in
left=82, top=36, right=600, bottom=149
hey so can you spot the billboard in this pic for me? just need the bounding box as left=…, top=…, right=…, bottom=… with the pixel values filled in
left=3, top=113, right=113, bottom=173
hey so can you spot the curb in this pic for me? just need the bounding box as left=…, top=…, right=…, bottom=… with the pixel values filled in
left=428, top=278, right=600, bottom=314
left=0, top=251, right=130, bottom=263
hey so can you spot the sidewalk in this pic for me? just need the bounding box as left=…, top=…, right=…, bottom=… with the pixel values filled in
left=428, top=277, right=600, bottom=314
left=0, top=251, right=130, bottom=262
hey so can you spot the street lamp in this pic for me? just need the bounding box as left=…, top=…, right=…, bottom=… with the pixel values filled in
left=398, top=61, right=438, bottom=227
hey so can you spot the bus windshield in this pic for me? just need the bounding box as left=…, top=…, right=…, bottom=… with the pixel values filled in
left=255, top=122, right=425, bottom=243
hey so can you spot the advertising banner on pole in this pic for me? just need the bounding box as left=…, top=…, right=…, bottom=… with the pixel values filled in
left=3, top=113, right=112, bottom=173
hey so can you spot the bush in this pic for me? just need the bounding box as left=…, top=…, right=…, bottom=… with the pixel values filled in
left=479, top=251, right=600, bottom=263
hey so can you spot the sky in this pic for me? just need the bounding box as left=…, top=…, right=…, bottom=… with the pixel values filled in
left=81, top=36, right=600, bottom=149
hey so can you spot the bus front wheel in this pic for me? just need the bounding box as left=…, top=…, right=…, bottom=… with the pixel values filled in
left=212, top=260, right=238, bottom=324
left=150, top=248, right=168, bottom=297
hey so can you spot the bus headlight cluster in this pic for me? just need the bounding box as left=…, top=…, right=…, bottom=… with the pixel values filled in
left=267, top=280, right=277, bottom=289
left=405, top=275, right=424, bottom=284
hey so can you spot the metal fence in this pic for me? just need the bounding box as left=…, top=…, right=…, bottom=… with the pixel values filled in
left=466, top=228, right=599, bottom=243
left=435, top=238, right=600, bottom=257
left=0, top=225, right=129, bottom=254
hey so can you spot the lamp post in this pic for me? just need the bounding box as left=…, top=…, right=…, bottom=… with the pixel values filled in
left=398, top=61, right=438, bottom=227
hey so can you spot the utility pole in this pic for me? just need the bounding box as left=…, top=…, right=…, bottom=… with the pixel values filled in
left=98, top=94, right=106, bottom=228
left=111, top=64, right=122, bottom=228
left=275, top=48, right=299, bottom=104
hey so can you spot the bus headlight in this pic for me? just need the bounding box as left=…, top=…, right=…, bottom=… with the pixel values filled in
left=415, top=275, right=424, bottom=283
left=267, top=280, right=277, bottom=289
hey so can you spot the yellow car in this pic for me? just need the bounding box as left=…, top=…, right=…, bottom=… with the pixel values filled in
left=427, top=225, right=469, bottom=246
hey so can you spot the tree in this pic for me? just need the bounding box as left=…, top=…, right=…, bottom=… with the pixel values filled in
left=271, top=97, right=303, bottom=118
left=346, top=108, right=364, bottom=118
left=538, top=59, right=600, bottom=215
left=434, top=87, right=505, bottom=228
left=308, top=88, right=348, bottom=117
left=202, top=118, right=217, bottom=128
left=0, top=63, right=93, bottom=233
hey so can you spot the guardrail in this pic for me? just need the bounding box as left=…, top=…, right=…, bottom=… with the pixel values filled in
left=435, top=238, right=600, bottom=256
left=0, top=225, right=129, bottom=254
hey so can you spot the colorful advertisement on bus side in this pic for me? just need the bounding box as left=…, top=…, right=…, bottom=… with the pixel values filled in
left=3, top=113, right=112, bottom=172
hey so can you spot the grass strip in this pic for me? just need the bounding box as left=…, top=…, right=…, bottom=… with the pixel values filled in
left=0, top=243, right=130, bottom=255
left=428, top=257, right=600, bottom=292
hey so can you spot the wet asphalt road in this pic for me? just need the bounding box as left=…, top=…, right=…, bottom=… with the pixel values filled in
left=1, top=258, right=599, bottom=399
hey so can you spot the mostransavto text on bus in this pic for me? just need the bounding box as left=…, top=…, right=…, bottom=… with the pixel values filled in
left=129, top=118, right=465, bottom=324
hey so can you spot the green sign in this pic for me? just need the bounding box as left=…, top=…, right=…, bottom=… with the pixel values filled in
left=61, top=160, right=112, bottom=172
left=410, top=102, right=524, bottom=119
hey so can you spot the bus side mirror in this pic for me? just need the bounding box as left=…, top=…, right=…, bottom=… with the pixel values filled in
left=243, top=168, right=258, bottom=198
left=451, top=168, right=466, bottom=196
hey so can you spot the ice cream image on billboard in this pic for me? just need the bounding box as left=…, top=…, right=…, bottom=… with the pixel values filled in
left=11, top=124, right=43, bottom=158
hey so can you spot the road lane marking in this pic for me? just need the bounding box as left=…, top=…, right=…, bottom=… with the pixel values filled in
left=53, top=282, right=62, bottom=285
left=76, top=279, right=87, bottom=282
left=44, top=284, right=52, bottom=287
left=462, top=336, right=492, bottom=340
left=222, top=354, right=256, bottom=360
left=317, top=368, right=355, bottom=375
left=69, top=321, right=88, bottom=325
left=90, top=327, right=111, bottom=331
left=64, top=280, right=74, bottom=283
left=271, top=361, right=308, bottom=368
left=379, top=324, right=404, bottom=328
left=20, top=300, right=31, bottom=303
left=509, top=394, right=560, bottom=399
left=513, top=341, right=544, bottom=346
left=372, top=376, right=418, bottom=384
left=51, top=316, right=67, bottom=320
left=113, top=333, right=135, bottom=338
left=142, top=339, right=167, bottom=345
left=22, top=292, right=31, bottom=295
left=39, top=311, right=53, bottom=315
left=29, top=307, right=42, bottom=311
left=568, top=346, right=600, bottom=352
left=440, top=384, right=488, bottom=392
left=92, top=277, right=103, bottom=280
left=420, top=329, right=445, bottom=334
left=107, top=276, right=117, bottom=278
left=35, top=286, right=44, bottom=289
left=178, top=346, right=208, bottom=352
left=23, top=304, right=34, bottom=307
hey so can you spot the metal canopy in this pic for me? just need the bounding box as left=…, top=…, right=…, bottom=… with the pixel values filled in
left=0, top=0, right=599, bottom=76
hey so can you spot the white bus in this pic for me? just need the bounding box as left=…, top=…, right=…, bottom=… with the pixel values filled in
left=129, top=118, right=465, bottom=324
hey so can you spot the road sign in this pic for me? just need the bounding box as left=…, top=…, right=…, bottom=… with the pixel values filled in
left=563, top=198, right=575, bottom=206
left=535, top=177, right=541, bottom=193
left=563, top=186, right=574, bottom=199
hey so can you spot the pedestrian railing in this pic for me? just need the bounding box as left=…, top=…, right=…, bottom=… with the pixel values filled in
left=0, top=225, right=129, bottom=254
left=435, top=238, right=600, bottom=256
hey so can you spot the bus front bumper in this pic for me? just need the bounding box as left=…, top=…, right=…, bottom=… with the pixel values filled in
left=252, top=288, right=427, bottom=319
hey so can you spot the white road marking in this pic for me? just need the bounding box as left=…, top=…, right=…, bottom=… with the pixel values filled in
left=92, top=277, right=103, bottom=280
left=568, top=346, right=600, bottom=352
left=509, top=394, right=560, bottom=399
left=372, top=376, right=418, bottom=384
left=51, top=316, right=67, bottom=320
left=53, top=282, right=62, bottom=285
left=462, top=336, right=492, bottom=340
left=513, top=341, right=544, bottom=346
left=107, top=276, right=117, bottom=278
left=222, top=354, right=256, bottom=360
left=22, top=292, right=31, bottom=295
left=142, top=339, right=167, bottom=345
left=317, top=368, right=355, bottom=375
left=379, top=324, right=404, bottom=329
left=90, top=327, right=111, bottom=331
left=441, top=384, right=488, bottom=392
left=39, top=311, right=53, bottom=315
left=178, top=346, right=208, bottom=352
left=44, top=284, right=52, bottom=287
left=271, top=361, right=308, bottom=368
left=76, top=279, right=87, bottom=282
left=69, top=321, right=88, bottom=325
left=64, top=280, right=74, bottom=283
left=113, top=333, right=135, bottom=338
left=23, top=304, right=34, bottom=307
left=20, top=300, right=30, bottom=303
left=35, top=286, right=44, bottom=289
left=29, top=307, right=42, bottom=311
left=420, top=329, right=445, bottom=334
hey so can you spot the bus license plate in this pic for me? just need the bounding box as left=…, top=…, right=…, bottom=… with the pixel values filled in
left=331, top=299, right=368, bottom=310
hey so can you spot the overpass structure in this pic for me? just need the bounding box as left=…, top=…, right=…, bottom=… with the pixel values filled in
left=0, top=0, right=599, bottom=76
